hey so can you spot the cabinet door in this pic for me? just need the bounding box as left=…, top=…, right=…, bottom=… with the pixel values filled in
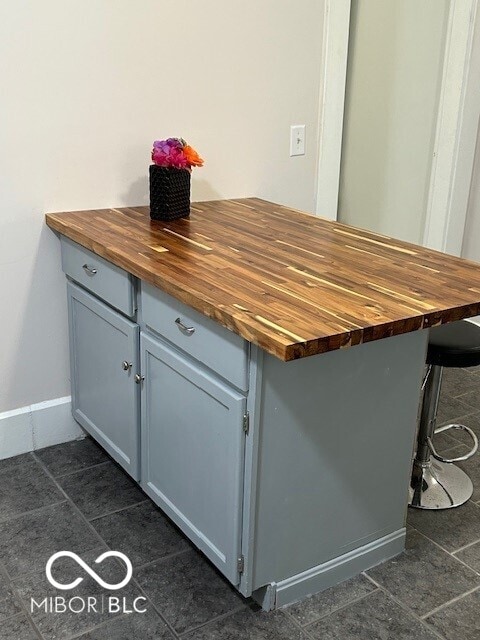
left=67, top=282, right=140, bottom=479
left=140, top=334, right=246, bottom=584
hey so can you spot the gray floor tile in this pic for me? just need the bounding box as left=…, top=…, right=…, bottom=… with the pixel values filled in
left=91, top=501, right=190, bottom=567
left=0, top=453, right=36, bottom=473
left=455, top=388, right=480, bottom=411
left=0, top=461, right=64, bottom=522
left=407, top=501, right=480, bottom=552
left=426, top=588, right=480, bottom=640
left=436, top=395, right=476, bottom=425
left=184, top=607, right=310, bottom=639
left=306, top=590, right=438, bottom=640
left=366, top=530, right=480, bottom=616
left=0, top=502, right=100, bottom=578
left=135, top=549, right=244, bottom=634
left=454, top=541, right=480, bottom=573
left=0, top=571, right=21, bottom=622
left=77, top=609, right=174, bottom=639
left=286, top=575, right=377, bottom=626
left=58, top=461, right=145, bottom=520
left=35, top=437, right=109, bottom=477
left=14, top=547, right=143, bottom=640
left=0, top=613, right=39, bottom=639
left=441, top=368, right=480, bottom=398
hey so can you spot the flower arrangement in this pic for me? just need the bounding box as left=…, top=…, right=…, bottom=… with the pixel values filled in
left=151, top=138, right=204, bottom=171
left=149, top=137, right=203, bottom=221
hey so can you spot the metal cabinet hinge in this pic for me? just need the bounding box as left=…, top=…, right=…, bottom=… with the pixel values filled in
left=237, top=555, right=245, bottom=574
left=243, top=412, right=250, bottom=435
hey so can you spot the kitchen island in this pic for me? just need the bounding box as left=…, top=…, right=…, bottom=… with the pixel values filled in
left=46, top=198, right=480, bottom=609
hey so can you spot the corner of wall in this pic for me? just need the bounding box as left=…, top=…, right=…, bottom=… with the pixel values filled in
left=0, top=397, right=84, bottom=460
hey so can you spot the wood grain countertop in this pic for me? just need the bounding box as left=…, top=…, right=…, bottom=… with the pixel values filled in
left=46, top=198, right=480, bottom=361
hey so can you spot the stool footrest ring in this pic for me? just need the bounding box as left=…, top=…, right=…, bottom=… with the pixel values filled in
left=428, top=424, right=478, bottom=463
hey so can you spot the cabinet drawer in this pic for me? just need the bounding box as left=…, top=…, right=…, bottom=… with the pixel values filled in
left=141, top=282, right=249, bottom=391
left=61, top=236, right=135, bottom=317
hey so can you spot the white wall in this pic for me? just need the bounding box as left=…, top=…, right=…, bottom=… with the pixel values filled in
left=0, top=0, right=325, bottom=413
left=338, top=0, right=449, bottom=243
left=462, top=119, right=480, bottom=262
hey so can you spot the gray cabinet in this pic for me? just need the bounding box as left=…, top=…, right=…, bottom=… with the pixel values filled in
left=140, top=333, right=246, bottom=584
left=67, top=282, right=140, bottom=479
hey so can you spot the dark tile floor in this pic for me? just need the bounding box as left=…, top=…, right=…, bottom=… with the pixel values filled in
left=1, top=366, right=480, bottom=639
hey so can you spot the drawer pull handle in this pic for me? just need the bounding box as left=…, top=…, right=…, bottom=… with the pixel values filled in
left=175, top=317, right=195, bottom=336
left=122, top=361, right=132, bottom=371
left=82, top=264, right=98, bottom=276
left=134, top=374, right=145, bottom=384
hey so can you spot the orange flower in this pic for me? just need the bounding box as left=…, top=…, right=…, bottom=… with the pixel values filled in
left=184, top=145, right=204, bottom=168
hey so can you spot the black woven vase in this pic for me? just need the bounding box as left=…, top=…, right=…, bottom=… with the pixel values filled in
left=149, top=165, right=191, bottom=221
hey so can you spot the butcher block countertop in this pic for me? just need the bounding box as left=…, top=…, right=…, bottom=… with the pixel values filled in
left=46, top=198, right=480, bottom=361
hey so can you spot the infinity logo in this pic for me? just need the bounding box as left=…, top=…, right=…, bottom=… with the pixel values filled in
left=46, top=551, right=133, bottom=591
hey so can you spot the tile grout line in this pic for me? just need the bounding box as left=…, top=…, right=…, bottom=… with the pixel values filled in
left=407, top=525, right=480, bottom=577
left=52, top=459, right=113, bottom=480
left=127, top=577, right=182, bottom=639
left=63, top=611, right=145, bottom=640
left=0, top=499, right=68, bottom=526
left=7, top=585, right=45, bottom=640
left=0, top=452, right=38, bottom=475
left=133, top=547, right=193, bottom=574
left=32, top=453, right=156, bottom=545
left=281, top=608, right=318, bottom=640
left=286, top=585, right=380, bottom=630
left=6, top=543, right=110, bottom=584
left=31, top=452, right=110, bottom=550
left=420, top=584, right=480, bottom=620
left=175, top=603, right=248, bottom=638
left=41, top=609, right=130, bottom=640
left=363, top=574, right=449, bottom=640
left=87, top=499, right=151, bottom=522
left=451, top=536, right=480, bottom=555
left=1, top=609, right=36, bottom=625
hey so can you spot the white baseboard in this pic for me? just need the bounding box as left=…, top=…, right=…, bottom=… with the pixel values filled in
left=0, top=397, right=84, bottom=461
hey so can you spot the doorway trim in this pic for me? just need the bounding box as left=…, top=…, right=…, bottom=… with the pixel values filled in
left=315, top=0, right=351, bottom=220
left=422, top=0, right=480, bottom=255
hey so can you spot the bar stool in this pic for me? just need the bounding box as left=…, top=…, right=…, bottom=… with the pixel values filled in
left=409, top=320, right=480, bottom=509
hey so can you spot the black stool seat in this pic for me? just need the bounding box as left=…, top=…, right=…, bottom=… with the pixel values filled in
left=427, top=320, right=480, bottom=368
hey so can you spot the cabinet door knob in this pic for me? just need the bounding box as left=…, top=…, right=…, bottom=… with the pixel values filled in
left=122, top=361, right=132, bottom=371
left=175, top=317, right=195, bottom=336
left=82, top=264, right=98, bottom=276
left=134, top=374, right=145, bottom=384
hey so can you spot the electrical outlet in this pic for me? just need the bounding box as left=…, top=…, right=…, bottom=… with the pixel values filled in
left=290, top=125, right=305, bottom=156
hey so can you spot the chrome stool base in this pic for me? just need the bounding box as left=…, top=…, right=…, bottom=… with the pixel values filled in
left=408, top=364, right=478, bottom=511
left=409, top=459, right=473, bottom=510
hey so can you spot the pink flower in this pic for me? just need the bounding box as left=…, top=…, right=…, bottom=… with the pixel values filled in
left=151, top=138, right=203, bottom=170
